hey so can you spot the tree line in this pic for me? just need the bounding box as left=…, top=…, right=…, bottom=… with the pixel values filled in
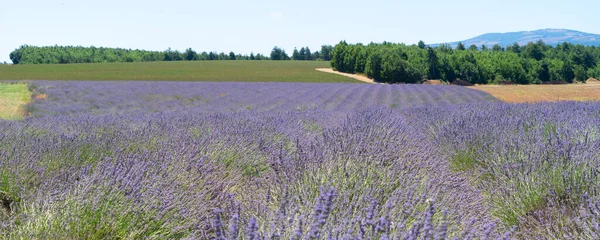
left=331, top=40, right=600, bottom=84
left=255, top=46, right=333, bottom=61
left=9, top=45, right=334, bottom=64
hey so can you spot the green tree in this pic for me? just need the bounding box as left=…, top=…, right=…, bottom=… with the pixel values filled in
left=427, top=47, right=440, bottom=79
left=456, top=42, right=466, bottom=51
left=331, top=41, right=348, bottom=71
left=454, top=52, right=485, bottom=84
left=292, top=48, right=300, bottom=60
left=342, top=45, right=358, bottom=73
left=305, top=47, right=312, bottom=60
left=365, top=48, right=384, bottom=81
left=9, top=48, right=22, bottom=64
left=492, top=44, right=504, bottom=52
left=418, top=40, right=426, bottom=49
left=437, top=55, right=456, bottom=81
left=299, top=47, right=307, bottom=60
left=522, top=42, right=544, bottom=60
left=208, top=52, right=217, bottom=60
left=571, top=45, right=596, bottom=69
left=380, top=50, right=421, bottom=83
left=538, top=61, right=551, bottom=82
left=588, top=64, right=600, bottom=79
left=562, top=61, right=575, bottom=83
left=437, top=44, right=453, bottom=54
left=353, top=45, right=367, bottom=73
left=494, top=53, right=530, bottom=84
left=163, top=48, right=174, bottom=61
left=313, top=51, right=322, bottom=60
left=507, top=43, right=521, bottom=54
left=184, top=48, right=197, bottom=61
left=270, top=46, right=289, bottom=60
left=574, top=65, right=587, bottom=82
left=321, top=45, right=333, bottom=61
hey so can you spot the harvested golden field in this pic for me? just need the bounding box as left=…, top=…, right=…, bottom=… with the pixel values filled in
left=471, top=84, right=600, bottom=103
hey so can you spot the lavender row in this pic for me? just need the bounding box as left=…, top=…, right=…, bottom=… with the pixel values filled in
left=25, top=81, right=497, bottom=117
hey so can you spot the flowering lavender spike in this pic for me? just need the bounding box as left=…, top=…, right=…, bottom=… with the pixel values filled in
left=228, top=210, right=239, bottom=240
left=247, top=217, right=259, bottom=240
left=213, top=208, right=226, bottom=240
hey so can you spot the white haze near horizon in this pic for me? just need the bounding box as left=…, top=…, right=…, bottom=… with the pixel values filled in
left=0, top=0, right=598, bottom=63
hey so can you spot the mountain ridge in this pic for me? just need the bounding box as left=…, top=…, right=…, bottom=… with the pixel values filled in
left=431, top=29, right=600, bottom=48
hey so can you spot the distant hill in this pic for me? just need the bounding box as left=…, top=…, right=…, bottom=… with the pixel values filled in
left=432, top=29, right=600, bottom=48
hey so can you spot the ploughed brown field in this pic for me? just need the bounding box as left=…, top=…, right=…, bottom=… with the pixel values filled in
left=471, top=80, right=600, bottom=103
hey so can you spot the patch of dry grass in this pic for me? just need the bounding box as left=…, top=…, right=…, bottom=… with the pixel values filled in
left=423, top=80, right=443, bottom=85
left=587, top=78, right=600, bottom=84
left=0, top=83, right=31, bottom=120
left=470, top=84, right=600, bottom=103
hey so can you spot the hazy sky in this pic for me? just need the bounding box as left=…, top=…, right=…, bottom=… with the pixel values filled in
left=1, top=0, right=598, bottom=63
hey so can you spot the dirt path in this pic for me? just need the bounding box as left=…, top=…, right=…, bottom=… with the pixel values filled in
left=316, top=68, right=376, bottom=84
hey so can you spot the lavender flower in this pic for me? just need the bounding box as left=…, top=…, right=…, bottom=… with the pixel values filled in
left=1, top=80, right=598, bottom=239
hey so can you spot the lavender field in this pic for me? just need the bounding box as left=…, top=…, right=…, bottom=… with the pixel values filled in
left=1, top=81, right=600, bottom=239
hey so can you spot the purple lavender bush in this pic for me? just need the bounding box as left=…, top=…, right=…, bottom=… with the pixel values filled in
left=1, top=80, right=598, bottom=239
left=413, top=101, right=600, bottom=238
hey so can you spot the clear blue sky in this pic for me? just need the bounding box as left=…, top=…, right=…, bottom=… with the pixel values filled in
left=1, top=0, right=598, bottom=63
